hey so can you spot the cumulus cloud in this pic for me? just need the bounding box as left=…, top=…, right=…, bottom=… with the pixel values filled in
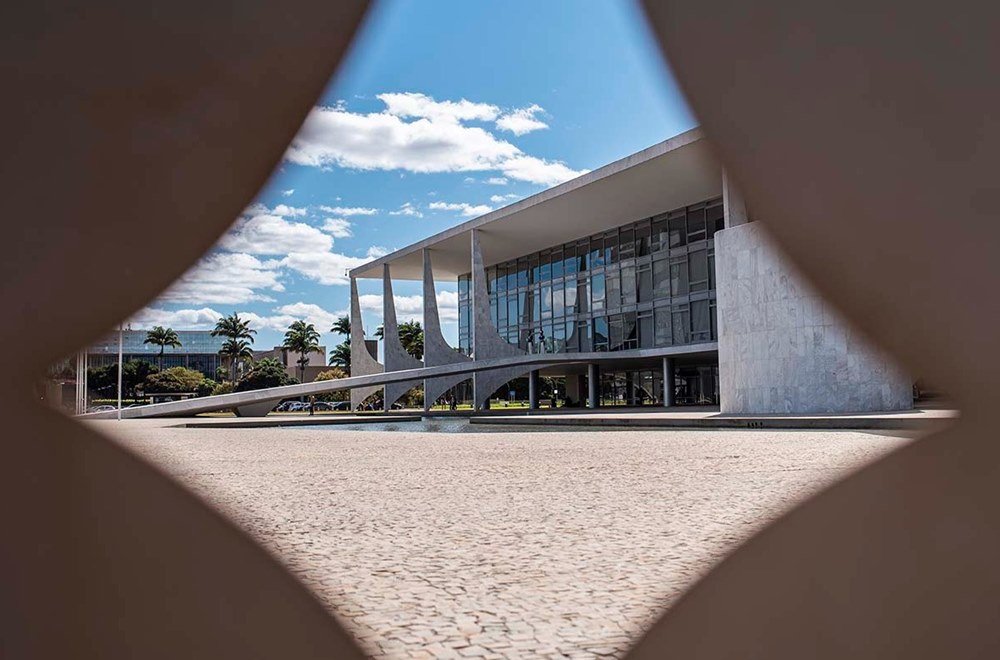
left=319, top=205, right=377, bottom=216
left=389, top=202, right=423, bottom=217
left=496, top=104, right=548, bottom=135
left=240, top=302, right=344, bottom=333
left=489, top=193, right=520, bottom=204
left=366, top=246, right=390, bottom=259
left=161, top=252, right=284, bottom=305
left=221, top=212, right=332, bottom=256
left=379, top=92, right=499, bottom=122
left=485, top=177, right=508, bottom=185
left=286, top=93, right=587, bottom=186
left=129, top=306, right=225, bottom=330
left=429, top=201, right=493, bottom=217
left=280, top=251, right=368, bottom=286
left=357, top=289, right=458, bottom=323
left=321, top=217, right=353, bottom=238
left=281, top=189, right=295, bottom=197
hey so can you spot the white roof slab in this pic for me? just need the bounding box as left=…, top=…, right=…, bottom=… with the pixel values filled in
left=350, top=128, right=721, bottom=281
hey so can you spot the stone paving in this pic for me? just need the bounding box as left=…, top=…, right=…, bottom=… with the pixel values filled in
left=99, top=421, right=912, bottom=658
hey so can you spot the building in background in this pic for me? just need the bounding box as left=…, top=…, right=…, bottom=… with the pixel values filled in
left=349, top=128, right=913, bottom=414
left=87, top=330, right=226, bottom=379
left=252, top=346, right=329, bottom=383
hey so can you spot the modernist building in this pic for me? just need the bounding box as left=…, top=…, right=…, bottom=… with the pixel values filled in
left=349, top=129, right=912, bottom=414
left=87, top=330, right=226, bottom=379
left=252, top=345, right=329, bottom=383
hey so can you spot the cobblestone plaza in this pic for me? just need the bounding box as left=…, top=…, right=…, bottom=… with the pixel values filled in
left=101, top=422, right=910, bottom=658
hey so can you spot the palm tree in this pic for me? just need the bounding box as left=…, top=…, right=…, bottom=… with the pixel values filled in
left=397, top=320, right=424, bottom=360
left=329, top=315, right=352, bottom=374
left=283, top=320, right=321, bottom=383
left=212, top=313, right=256, bottom=382
left=143, top=326, right=182, bottom=370
left=330, top=315, right=350, bottom=337
left=328, top=342, right=351, bottom=372
left=220, top=338, right=254, bottom=383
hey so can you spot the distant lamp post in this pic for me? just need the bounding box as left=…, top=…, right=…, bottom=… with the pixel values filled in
left=116, top=322, right=123, bottom=420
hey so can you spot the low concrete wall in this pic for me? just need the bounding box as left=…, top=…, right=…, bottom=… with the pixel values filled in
left=716, top=222, right=912, bottom=413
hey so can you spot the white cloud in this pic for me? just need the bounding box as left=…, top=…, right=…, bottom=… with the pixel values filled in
left=321, top=217, right=353, bottom=238
left=366, top=246, right=390, bottom=259
left=246, top=202, right=307, bottom=217
left=357, top=290, right=458, bottom=323
left=286, top=93, right=587, bottom=186
left=389, top=202, right=423, bottom=217
left=496, top=104, right=548, bottom=135
left=241, top=302, right=344, bottom=333
left=429, top=201, right=493, bottom=217
left=221, top=212, right=332, bottom=256
left=489, top=193, right=520, bottom=204
left=379, top=92, right=498, bottom=123
left=485, top=177, right=508, bottom=185
left=161, top=252, right=284, bottom=305
left=281, top=189, right=295, bottom=197
left=497, top=155, right=587, bottom=187
left=319, top=205, right=378, bottom=216
left=129, top=306, right=224, bottom=330
left=280, top=251, right=368, bottom=286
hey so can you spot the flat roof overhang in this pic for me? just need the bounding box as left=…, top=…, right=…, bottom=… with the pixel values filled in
left=350, top=128, right=721, bottom=281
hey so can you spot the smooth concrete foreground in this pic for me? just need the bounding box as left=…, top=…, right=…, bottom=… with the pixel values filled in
left=96, top=421, right=912, bottom=659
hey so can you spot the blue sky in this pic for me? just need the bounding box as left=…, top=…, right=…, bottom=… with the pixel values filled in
left=132, top=0, right=696, bottom=355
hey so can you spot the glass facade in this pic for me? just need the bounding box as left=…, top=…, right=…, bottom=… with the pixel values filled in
left=457, top=197, right=725, bottom=355
left=87, top=330, right=227, bottom=378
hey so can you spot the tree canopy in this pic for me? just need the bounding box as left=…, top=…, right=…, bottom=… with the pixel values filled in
left=144, top=366, right=206, bottom=393
left=235, top=357, right=297, bottom=392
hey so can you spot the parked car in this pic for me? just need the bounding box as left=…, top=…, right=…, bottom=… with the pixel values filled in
left=87, top=405, right=116, bottom=413
left=330, top=401, right=350, bottom=411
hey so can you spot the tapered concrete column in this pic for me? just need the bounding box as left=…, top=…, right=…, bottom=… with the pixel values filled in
left=528, top=370, right=540, bottom=409
left=470, top=228, right=529, bottom=410
left=349, top=277, right=383, bottom=411
left=421, top=249, right=472, bottom=411
left=587, top=363, right=599, bottom=409
left=662, top=357, right=675, bottom=407
left=381, top=264, right=422, bottom=411
left=723, top=168, right=750, bottom=228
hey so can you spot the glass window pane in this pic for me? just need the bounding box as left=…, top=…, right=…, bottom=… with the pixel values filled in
left=639, top=312, right=654, bottom=348
left=591, top=273, right=606, bottom=311
left=564, top=280, right=577, bottom=314
left=551, top=249, right=564, bottom=279
left=689, top=249, right=709, bottom=292
left=638, top=265, right=653, bottom=302
left=590, top=239, right=604, bottom=268
left=541, top=284, right=552, bottom=317
left=577, top=280, right=589, bottom=313
left=688, top=207, right=707, bottom=242
left=578, top=321, right=592, bottom=352
left=593, top=317, right=609, bottom=351
left=621, top=265, right=637, bottom=305
left=707, top=203, right=724, bottom=238
left=670, top=257, right=689, bottom=296
left=668, top=211, right=687, bottom=248
left=609, top=315, right=624, bottom=351
left=507, top=296, right=518, bottom=326
left=636, top=222, right=651, bottom=257
left=551, top=281, right=565, bottom=317
left=672, top=306, right=690, bottom=345
left=619, top=229, right=635, bottom=260
left=606, top=273, right=621, bottom=309
left=692, top=299, right=711, bottom=341
left=652, top=216, right=668, bottom=253
left=653, top=258, right=670, bottom=299
left=655, top=307, right=672, bottom=346
left=623, top=312, right=637, bottom=349
left=518, top=259, right=529, bottom=287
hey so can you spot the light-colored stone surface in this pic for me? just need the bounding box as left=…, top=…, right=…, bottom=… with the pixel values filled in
left=100, top=421, right=911, bottom=658
left=716, top=222, right=912, bottom=413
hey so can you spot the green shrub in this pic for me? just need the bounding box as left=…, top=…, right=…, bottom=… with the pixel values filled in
left=144, top=366, right=205, bottom=393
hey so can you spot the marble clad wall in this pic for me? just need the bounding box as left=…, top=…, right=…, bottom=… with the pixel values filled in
left=716, top=222, right=912, bottom=413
